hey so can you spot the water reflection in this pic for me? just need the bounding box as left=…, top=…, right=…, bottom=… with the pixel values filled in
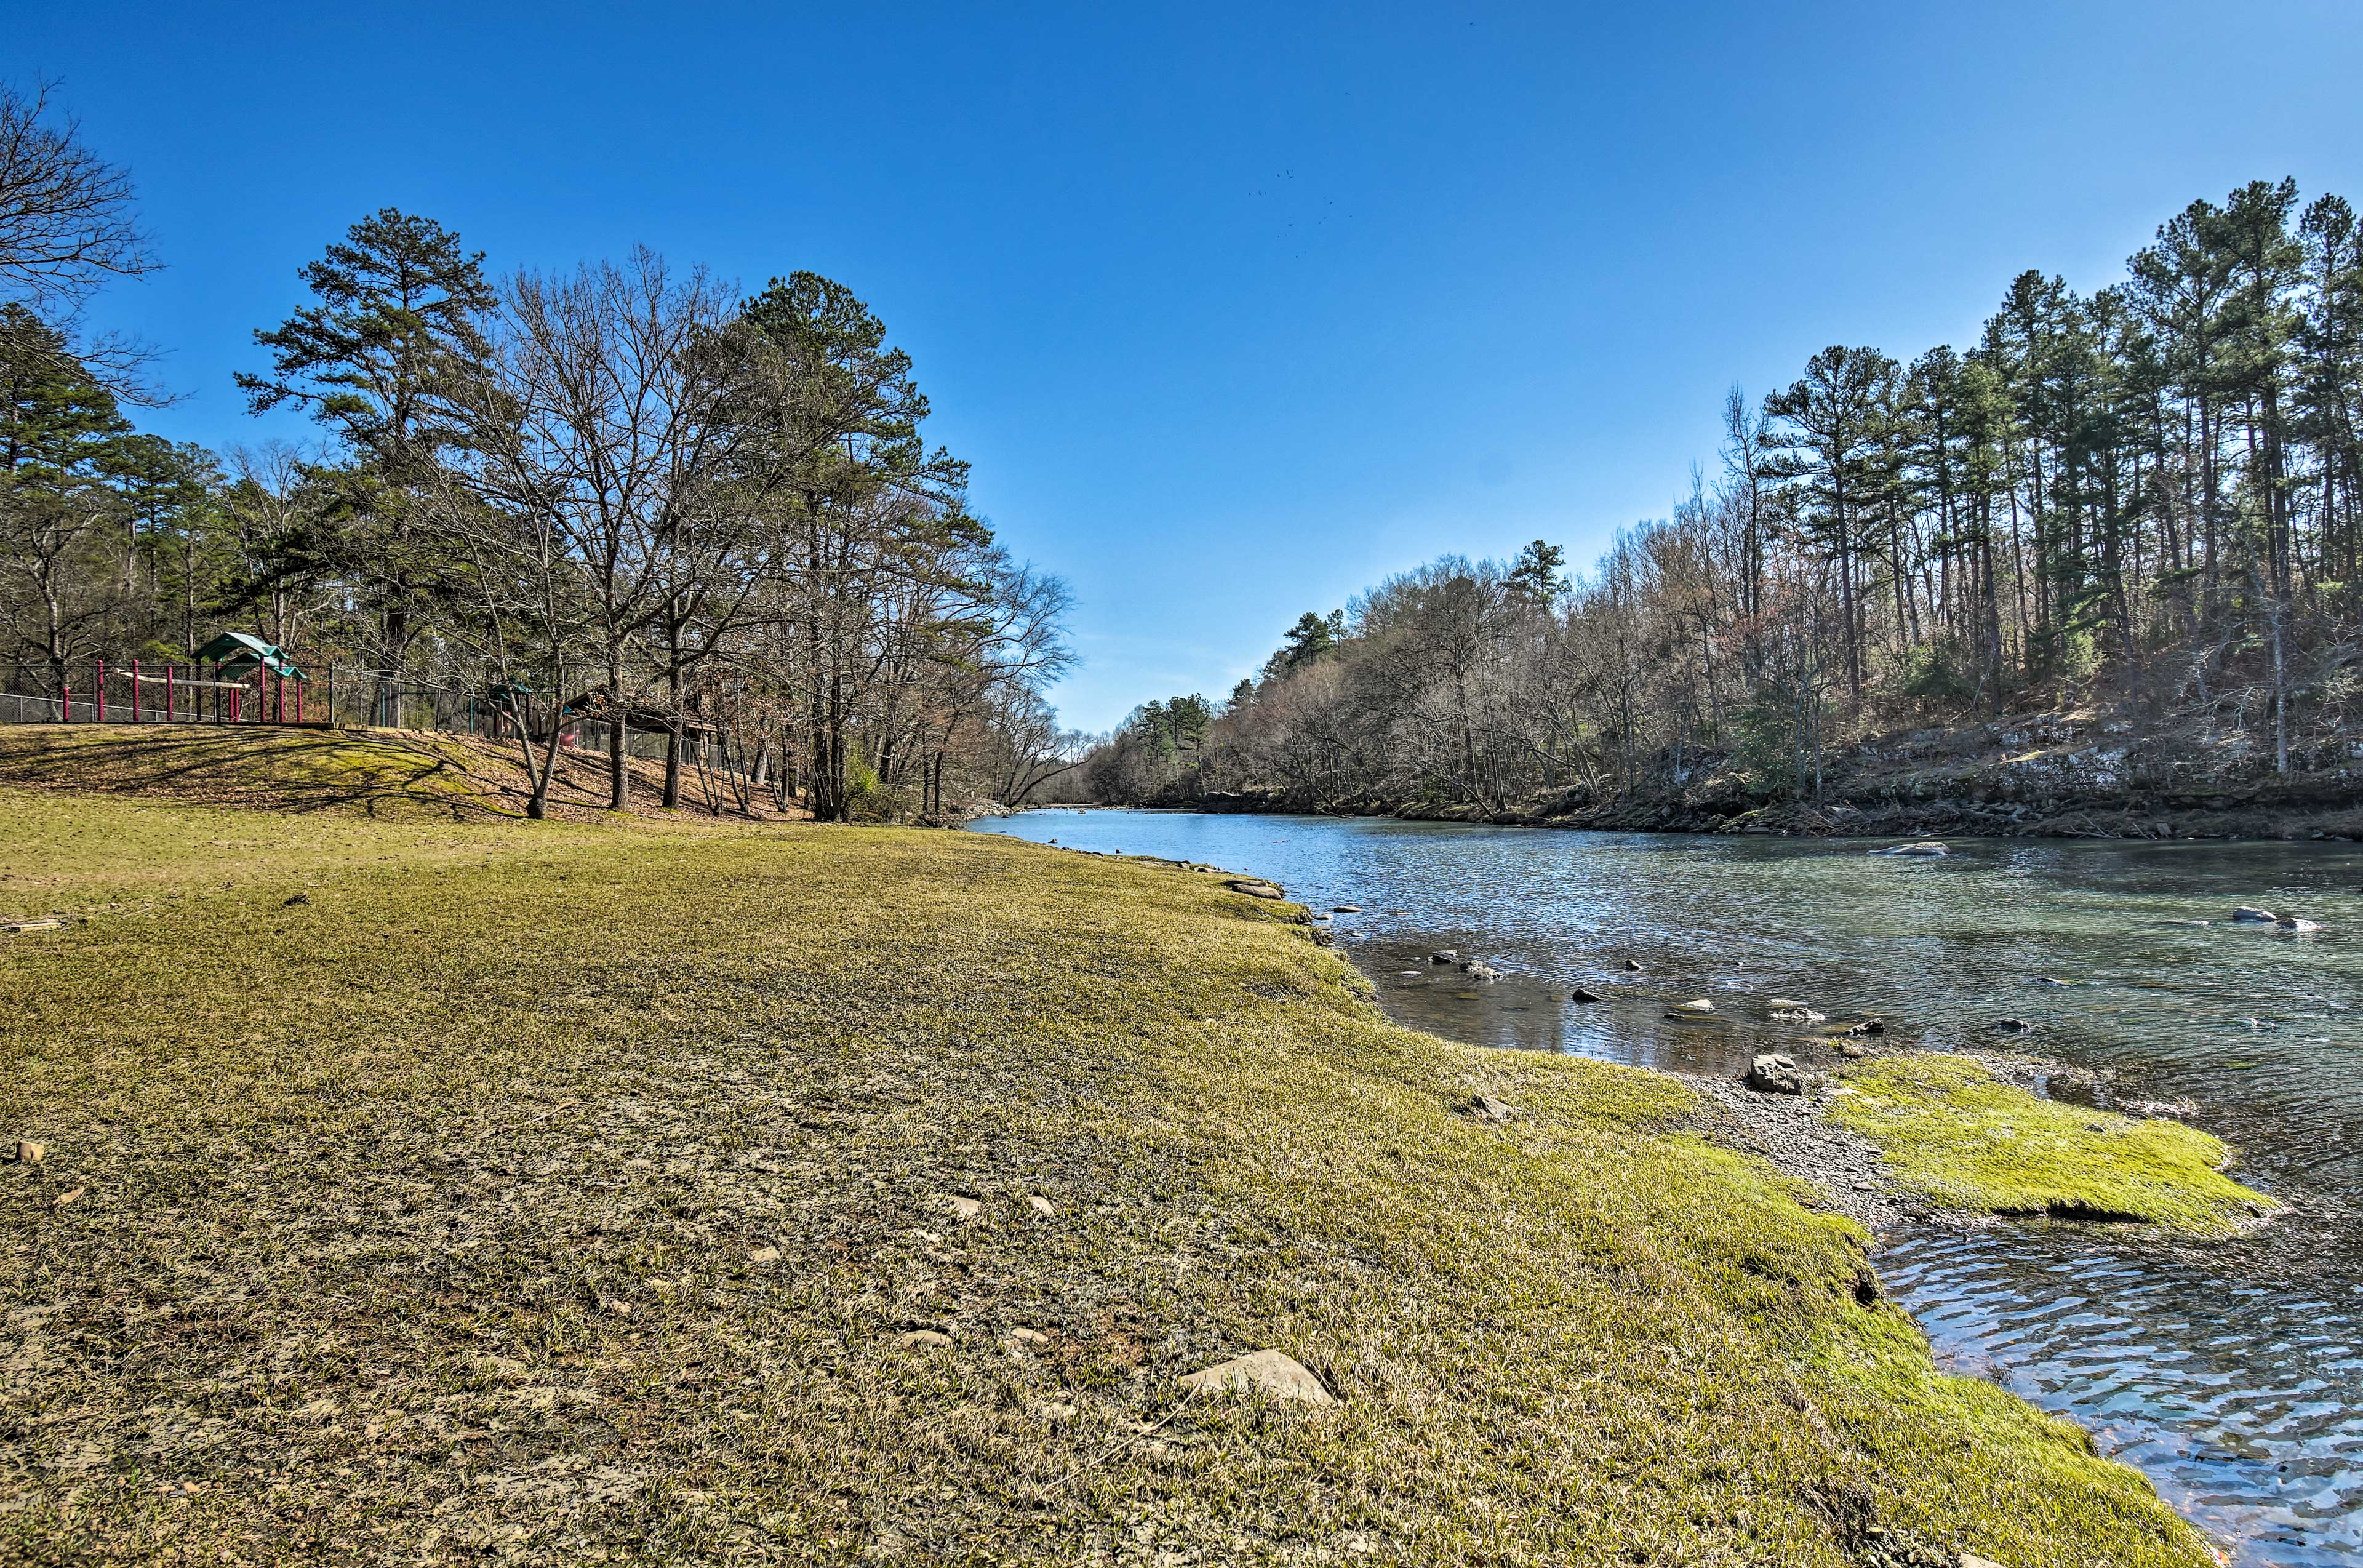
left=970, top=809, right=2363, bottom=1566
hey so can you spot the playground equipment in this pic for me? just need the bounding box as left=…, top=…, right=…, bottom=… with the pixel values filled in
left=41, top=635, right=318, bottom=727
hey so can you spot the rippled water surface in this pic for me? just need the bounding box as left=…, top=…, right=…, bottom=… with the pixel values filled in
left=970, top=809, right=2363, bottom=1565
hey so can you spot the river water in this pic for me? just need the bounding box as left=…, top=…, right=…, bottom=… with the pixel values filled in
left=969, top=809, right=2363, bottom=1566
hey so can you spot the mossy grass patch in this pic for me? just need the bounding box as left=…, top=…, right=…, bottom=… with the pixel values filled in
left=1830, top=1051, right=2277, bottom=1236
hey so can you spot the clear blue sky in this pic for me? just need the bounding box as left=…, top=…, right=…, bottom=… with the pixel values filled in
left=15, top=2, right=2362, bottom=730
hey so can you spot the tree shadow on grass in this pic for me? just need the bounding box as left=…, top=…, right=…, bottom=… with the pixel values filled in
left=0, top=726, right=517, bottom=819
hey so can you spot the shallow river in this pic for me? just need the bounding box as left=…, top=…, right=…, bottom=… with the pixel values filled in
left=970, top=809, right=2363, bottom=1566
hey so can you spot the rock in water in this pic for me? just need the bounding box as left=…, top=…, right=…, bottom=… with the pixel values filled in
left=1429, top=950, right=1458, bottom=963
left=1623, top=958, right=1647, bottom=972
left=1669, top=999, right=1714, bottom=1012
left=2277, top=916, right=2323, bottom=934
left=1458, top=959, right=1503, bottom=980
left=1994, top=1018, right=2032, bottom=1033
left=2231, top=906, right=2279, bottom=923
left=1227, top=879, right=1285, bottom=900
left=1745, top=1054, right=1811, bottom=1095
left=1178, top=1349, right=1335, bottom=1406
left=1569, top=986, right=1604, bottom=1003
left=1872, top=841, right=1949, bottom=857
left=1332, top=905, right=1362, bottom=913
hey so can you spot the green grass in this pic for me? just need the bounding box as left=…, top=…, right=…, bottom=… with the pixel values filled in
left=1830, top=1052, right=2277, bottom=1236
left=0, top=733, right=2220, bottom=1565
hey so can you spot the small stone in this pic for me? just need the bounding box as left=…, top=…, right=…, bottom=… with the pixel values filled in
left=1960, top=1554, right=2005, bottom=1568
left=1852, top=1018, right=1886, bottom=1036
left=1837, top=1041, right=1866, bottom=1058
left=748, top=1246, right=781, bottom=1265
left=53, top=1185, right=84, bottom=1207
left=1458, top=960, right=1503, bottom=981
left=1994, top=1018, right=2032, bottom=1033
left=2277, top=917, right=2323, bottom=934
left=2231, top=906, right=2278, bottom=922
left=1178, top=1348, right=1335, bottom=1406
left=1038, top=1401, right=1076, bottom=1418
left=1332, top=905, right=1361, bottom=913
left=1569, top=986, right=1604, bottom=1003
left=1669, top=999, right=1713, bottom=1012
left=282, top=893, right=310, bottom=906
left=1623, top=958, right=1645, bottom=972
left=12, top=1140, right=44, bottom=1165
left=1027, top=1194, right=1055, bottom=1217
left=895, top=1329, right=953, bottom=1350
left=1429, top=950, right=1458, bottom=963
left=1745, top=1054, right=1811, bottom=1095
left=1007, top=1326, right=1048, bottom=1344
left=1463, top=1094, right=1518, bottom=1123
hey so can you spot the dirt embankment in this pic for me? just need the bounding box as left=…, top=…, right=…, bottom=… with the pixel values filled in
left=1194, top=706, right=2363, bottom=841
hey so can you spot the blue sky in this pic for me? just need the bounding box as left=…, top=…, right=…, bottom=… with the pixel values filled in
left=15, top=2, right=2363, bottom=730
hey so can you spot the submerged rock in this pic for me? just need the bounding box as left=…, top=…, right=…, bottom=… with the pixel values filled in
left=1622, top=958, right=1647, bottom=972
left=1871, top=841, right=1949, bottom=857
left=1332, top=905, right=1362, bottom=913
left=1669, top=998, right=1714, bottom=1012
left=1458, top=959, right=1503, bottom=980
left=1569, top=986, right=1605, bottom=1003
left=1994, top=1018, right=2033, bottom=1033
left=1178, top=1348, right=1335, bottom=1406
left=2231, top=906, right=2279, bottom=923
left=2277, top=916, right=2323, bottom=934
left=1429, top=950, right=1458, bottom=963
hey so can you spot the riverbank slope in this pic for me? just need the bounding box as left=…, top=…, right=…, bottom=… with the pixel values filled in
left=1183, top=703, right=2363, bottom=841
left=1, top=730, right=2216, bottom=1564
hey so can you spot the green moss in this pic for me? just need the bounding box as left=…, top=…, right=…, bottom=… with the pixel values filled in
left=1831, top=1051, right=2277, bottom=1236
left=0, top=736, right=2218, bottom=1564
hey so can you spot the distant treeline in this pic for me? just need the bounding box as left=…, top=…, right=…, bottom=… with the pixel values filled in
left=0, top=81, right=1087, bottom=820
left=1083, top=178, right=2363, bottom=810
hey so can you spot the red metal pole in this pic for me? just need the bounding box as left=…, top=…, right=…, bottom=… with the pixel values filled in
left=95, top=659, right=106, bottom=724
left=131, top=658, right=142, bottom=723
left=61, top=682, right=71, bottom=722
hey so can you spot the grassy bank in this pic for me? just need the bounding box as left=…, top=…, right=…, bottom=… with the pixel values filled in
left=1, top=730, right=2217, bottom=1564
left=1831, top=1053, right=2277, bottom=1236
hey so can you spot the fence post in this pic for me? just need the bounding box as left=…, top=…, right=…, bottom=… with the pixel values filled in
left=95, top=659, right=106, bottom=724
left=132, top=658, right=143, bottom=722
left=165, top=663, right=174, bottom=722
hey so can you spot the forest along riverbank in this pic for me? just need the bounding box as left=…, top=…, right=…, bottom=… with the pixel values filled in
left=970, top=809, right=2363, bottom=1568
left=1161, top=705, right=2363, bottom=844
